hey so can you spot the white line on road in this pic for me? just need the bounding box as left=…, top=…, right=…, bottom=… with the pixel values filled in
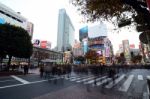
left=105, top=74, right=125, bottom=89
left=76, top=76, right=96, bottom=83
left=11, top=75, right=30, bottom=84
left=70, top=75, right=93, bottom=81
left=138, top=75, right=143, bottom=80
left=0, top=77, right=61, bottom=89
left=118, top=75, right=134, bottom=92
left=147, top=76, right=150, bottom=80
left=84, top=76, right=107, bottom=84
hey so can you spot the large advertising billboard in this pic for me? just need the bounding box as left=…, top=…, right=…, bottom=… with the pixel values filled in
left=40, top=41, right=51, bottom=49
left=88, top=36, right=105, bottom=50
left=88, top=23, right=107, bottom=38
left=79, top=26, right=88, bottom=41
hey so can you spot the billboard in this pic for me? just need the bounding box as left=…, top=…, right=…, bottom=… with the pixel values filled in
left=88, top=23, right=107, bottom=38
left=33, top=39, right=40, bottom=46
left=130, top=44, right=135, bottom=49
left=82, top=38, right=88, bottom=55
left=40, top=41, right=51, bottom=49
left=26, top=22, right=34, bottom=37
left=0, top=18, right=5, bottom=24
left=79, top=26, right=88, bottom=41
left=89, top=44, right=104, bottom=50
left=105, top=47, right=110, bottom=57
left=88, top=36, right=105, bottom=50
left=122, top=40, right=131, bottom=60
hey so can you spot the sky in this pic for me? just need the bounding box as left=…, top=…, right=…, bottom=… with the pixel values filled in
left=0, top=0, right=140, bottom=54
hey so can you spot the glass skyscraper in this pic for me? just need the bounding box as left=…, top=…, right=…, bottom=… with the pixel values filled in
left=57, top=8, right=75, bottom=52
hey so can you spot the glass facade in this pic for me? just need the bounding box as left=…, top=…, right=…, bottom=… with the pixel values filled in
left=57, top=9, right=75, bottom=52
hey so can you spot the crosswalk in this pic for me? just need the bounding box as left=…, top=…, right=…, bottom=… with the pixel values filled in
left=61, top=74, right=150, bottom=93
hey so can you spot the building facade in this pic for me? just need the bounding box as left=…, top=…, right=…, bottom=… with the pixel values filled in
left=0, top=2, right=34, bottom=37
left=31, top=47, right=63, bottom=66
left=78, top=23, right=114, bottom=64
left=72, top=40, right=83, bottom=57
left=57, top=8, right=75, bottom=52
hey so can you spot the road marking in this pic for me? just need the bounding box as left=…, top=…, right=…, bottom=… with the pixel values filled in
left=147, top=76, right=150, bottom=80
left=118, top=75, right=134, bottom=92
left=11, top=75, right=30, bottom=84
left=84, top=76, right=107, bottom=84
left=138, top=75, right=143, bottom=80
left=96, top=78, right=112, bottom=86
left=76, top=76, right=96, bottom=83
left=64, top=75, right=81, bottom=80
left=70, top=75, right=93, bottom=81
left=0, top=77, right=61, bottom=89
left=105, top=74, right=125, bottom=89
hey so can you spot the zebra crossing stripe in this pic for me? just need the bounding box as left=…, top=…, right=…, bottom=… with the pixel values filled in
left=147, top=76, right=150, bottom=80
left=11, top=75, right=30, bottom=84
left=96, top=78, right=112, bottom=86
left=84, top=76, right=107, bottom=84
left=105, top=74, right=125, bottom=89
left=70, top=75, right=94, bottom=81
left=138, top=75, right=143, bottom=80
left=118, top=75, right=134, bottom=92
left=76, top=76, right=96, bottom=83
left=64, top=75, right=81, bottom=80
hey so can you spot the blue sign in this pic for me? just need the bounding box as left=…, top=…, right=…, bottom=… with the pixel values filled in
left=79, top=26, right=88, bottom=41
left=0, top=18, right=5, bottom=24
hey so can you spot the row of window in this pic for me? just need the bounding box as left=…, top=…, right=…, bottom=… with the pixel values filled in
left=0, top=10, right=23, bottom=23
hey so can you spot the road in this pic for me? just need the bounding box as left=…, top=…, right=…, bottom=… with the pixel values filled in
left=0, top=69, right=150, bottom=99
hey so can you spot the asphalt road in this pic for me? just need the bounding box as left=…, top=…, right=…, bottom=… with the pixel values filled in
left=0, top=69, right=150, bottom=99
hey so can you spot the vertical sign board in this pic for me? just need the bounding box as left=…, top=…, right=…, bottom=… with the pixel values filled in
left=122, top=40, right=131, bottom=60
left=82, top=38, right=88, bottom=55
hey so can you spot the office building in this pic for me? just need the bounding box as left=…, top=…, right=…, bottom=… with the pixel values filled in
left=0, top=2, right=33, bottom=37
left=57, top=8, right=75, bottom=52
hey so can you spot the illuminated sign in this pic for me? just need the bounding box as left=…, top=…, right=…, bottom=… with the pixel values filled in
left=0, top=18, right=5, bottom=24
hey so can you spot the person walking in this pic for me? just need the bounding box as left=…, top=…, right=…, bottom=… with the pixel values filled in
left=40, top=65, right=44, bottom=78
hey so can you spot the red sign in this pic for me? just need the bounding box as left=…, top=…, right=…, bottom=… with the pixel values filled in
left=130, top=44, right=135, bottom=49
left=40, top=41, right=47, bottom=48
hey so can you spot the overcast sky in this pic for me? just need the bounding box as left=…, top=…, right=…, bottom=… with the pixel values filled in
left=0, top=0, right=140, bottom=54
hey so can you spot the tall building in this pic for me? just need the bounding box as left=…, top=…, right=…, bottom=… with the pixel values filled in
left=0, top=2, right=34, bottom=37
left=57, top=9, right=75, bottom=52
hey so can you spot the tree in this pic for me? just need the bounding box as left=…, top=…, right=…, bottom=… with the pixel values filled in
left=0, top=23, right=33, bottom=70
left=71, top=0, right=150, bottom=32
